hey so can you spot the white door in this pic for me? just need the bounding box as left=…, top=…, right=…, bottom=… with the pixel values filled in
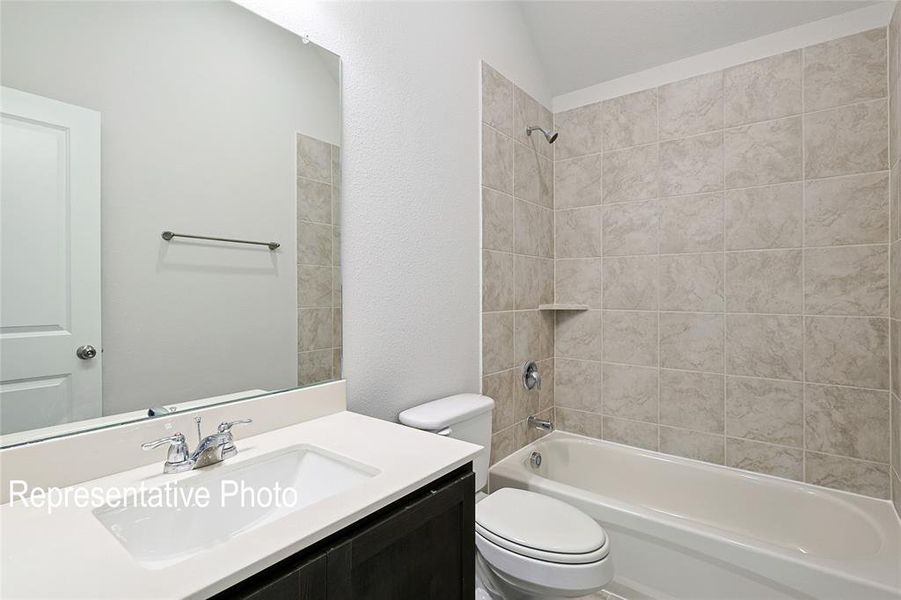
left=0, top=87, right=102, bottom=435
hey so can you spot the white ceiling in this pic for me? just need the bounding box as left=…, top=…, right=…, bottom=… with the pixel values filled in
left=519, top=1, right=882, bottom=97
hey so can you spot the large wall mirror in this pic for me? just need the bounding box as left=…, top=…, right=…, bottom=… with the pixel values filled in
left=0, top=1, right=342, bottom=446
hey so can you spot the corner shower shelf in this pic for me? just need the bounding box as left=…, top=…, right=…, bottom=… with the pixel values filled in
left=538, top=303, right=589, bottom=311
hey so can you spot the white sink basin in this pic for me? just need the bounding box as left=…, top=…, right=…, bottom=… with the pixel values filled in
left=93, top=445, right=378, bottom=569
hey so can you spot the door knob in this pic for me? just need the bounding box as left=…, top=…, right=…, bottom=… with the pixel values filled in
left=76, top=344, right=97, bottom=360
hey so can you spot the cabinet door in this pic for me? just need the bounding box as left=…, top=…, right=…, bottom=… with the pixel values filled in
left=214, top=552, right=327, bottom=600
left=327, top=469, right=475, bottom=600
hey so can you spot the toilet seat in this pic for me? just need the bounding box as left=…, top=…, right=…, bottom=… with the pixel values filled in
left=474, top=488, right=614, bottom=597
left=475, top=488, right=608, bottom=564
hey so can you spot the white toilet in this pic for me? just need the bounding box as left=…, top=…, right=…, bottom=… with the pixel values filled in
left=399, top=394, right=614, bottom=599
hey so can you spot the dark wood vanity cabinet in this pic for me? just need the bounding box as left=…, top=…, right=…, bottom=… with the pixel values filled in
left=215, top=464, right=475, bottom=600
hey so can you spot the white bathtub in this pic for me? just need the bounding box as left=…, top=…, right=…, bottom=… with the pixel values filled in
left=489, top=432, right=901, bottom=600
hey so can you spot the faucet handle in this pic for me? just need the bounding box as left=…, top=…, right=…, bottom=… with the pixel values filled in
left=217, top=419, right=252, bottom=433
left=141, top=432, right=191, bottom=469
left=141, top=432, right=186, bottom=450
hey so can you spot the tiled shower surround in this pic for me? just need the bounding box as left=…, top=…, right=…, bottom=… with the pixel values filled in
left=297, top=133, right=342, bottom=386
left=484, top=23, right=901, bottom=504
left=481, top=63, right=555, bottom=458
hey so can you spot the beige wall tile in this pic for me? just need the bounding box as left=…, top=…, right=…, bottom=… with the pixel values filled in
left=805, top=451, right=889, bottom=498
left=892, top=11, right=901, bottom=167
left=299, top=308, right=332, bottom=352
left=805, top=245, right=889, bottom=316
left=660, top=312, right=724, bottom=372
left=482, top=123, right=514, bottom=194
left=603, top=143, right=658, bottom=203
left=556, top=310, right=603, bottom=361
left=298, top=221, right=333, bottom=266
left=892, top=393, right=901, bottom=471
left=805, top=100, right=888, bottom=179
left=296, top=133, right=331, bottom=182
left=514, top=379, right=539, bottom=423
left=515, top=255, right=554, bottom=309
left=482, top=250, right=514, bottom=311
left=602, top=89, right=657, bottom=151
left=724, top=51, right=802, bottom=127
left=726, top=376, right=803, bottom=446
left=724, top=183, right=802, bottom=250
left=803, top=29, right=887, bottom=112
left=893, top=241, right=901, bottom=319
left=726, top=314, right=802, bottom=380
left=515, top=199, right=554, bottom=258
left=483, top=312, right=514, bottom=375
left=603, top=310, right=658, bottom=367
left=602, top=200, right=658, bottom=256
left=725, top=250, right=802, bottom=313
left=604, top=256, right=658, bottom=310
left=538, top=357, right=555, bottom=411
left=725, top=116, right=802, bottom=189
left=726, top=438, right=803, bottom=480
left=515, top=309, right=554, bottom=365
left=659, top=253, right=724, bottom=312
left=482, top=187, right=515, bottom=252
left=805, top=173, right=889, bottom=246
left=659, top=369, right=724, bottom=433
left=299, top=265, right=332, bottom=308
left=556, top=206, right=602, bottom=258
left=298, top=349, right=333, bottom=386
left=490, top=428, right=515, bottom=465
left=482, top=62, right=513, bottom=136
left=659, top=71, right=724, bottom=140
left=514, top=142, right=554, bottom=208
left=805, top=316, right=889, bottom=389
left=555, top=154, right=603, bottom=208
left=603, top=417, right=659, bottom=451
left=483, top=369, right=515, bottom=432
left=659, top=132, right=724, bottom=197
left=555, top=358, right=602, bottom=412
left=892, top=162, right=900, bottom=242
left=893, top=320, right=901, bottom=398
left=805, top=384, right=890, bottom=462
left=659, top=426, right=725, bottom=464
left=515, top=86, right=553, bottom=158
left=659, top=193, right=723, bottom=253
left=297, top=178, right=332, bottom=224
left=602, top=363, right=659, bottom=422
left=555, top=259, right=602, bottom=308
left=554, top=102, right=604, bottom=160
left=556, top=408, right=603, bottom=438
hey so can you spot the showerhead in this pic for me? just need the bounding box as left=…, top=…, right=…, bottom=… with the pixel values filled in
left=526, top=125, right=558, bottom=144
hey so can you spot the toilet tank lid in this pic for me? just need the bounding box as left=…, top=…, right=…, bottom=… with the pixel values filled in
left=398, top=393, right=494, bottom=430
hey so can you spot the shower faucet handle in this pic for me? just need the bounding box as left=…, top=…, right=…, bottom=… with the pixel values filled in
left=522, top=360, right=541, bottom=391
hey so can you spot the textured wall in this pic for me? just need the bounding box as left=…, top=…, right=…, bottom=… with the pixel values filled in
left=889, top=2, right=901, bottom=517
left=549, top=28, right=894, bottom=499
left=480, top=63, right=556, bottom=462
left=238, top=1, right=550, bottom=421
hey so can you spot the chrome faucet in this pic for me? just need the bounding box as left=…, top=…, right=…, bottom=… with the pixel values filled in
left=142, top=417, right=252, bottom=474
left=527, top=415, right=554, bottom=432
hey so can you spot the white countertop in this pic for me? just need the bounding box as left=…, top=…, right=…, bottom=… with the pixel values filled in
left=0, top=411, right=481, bottom=599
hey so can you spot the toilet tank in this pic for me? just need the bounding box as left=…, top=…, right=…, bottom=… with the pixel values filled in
left=398, top=394, right=494, bottom=491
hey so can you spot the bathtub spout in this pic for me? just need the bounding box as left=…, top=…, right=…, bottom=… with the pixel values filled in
left=528, top=415, right=554, bottom=432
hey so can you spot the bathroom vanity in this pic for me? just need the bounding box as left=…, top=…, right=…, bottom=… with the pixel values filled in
left=0, top=402, right=481, bottom=599
left=217, top=464, right=474, bottom=600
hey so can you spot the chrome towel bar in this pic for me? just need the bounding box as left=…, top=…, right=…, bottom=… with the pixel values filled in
left=161, top=231, right=280, bottom=250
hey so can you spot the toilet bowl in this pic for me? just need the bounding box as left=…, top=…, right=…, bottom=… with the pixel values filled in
left=399, top=394, right=614, bottom=599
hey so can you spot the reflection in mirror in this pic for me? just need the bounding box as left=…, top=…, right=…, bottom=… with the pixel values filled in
left=0, top=1, right=341, bottom=445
